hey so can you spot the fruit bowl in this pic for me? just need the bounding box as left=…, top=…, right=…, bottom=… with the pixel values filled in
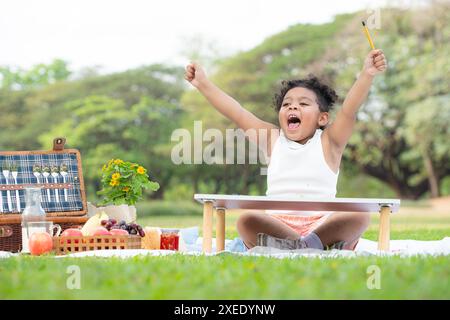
left=53, top=235, right=142, bottom=255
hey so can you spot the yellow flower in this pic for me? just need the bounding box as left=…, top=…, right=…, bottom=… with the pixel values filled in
left=137, top=166, right=146, bottom=174
left=110, top=179, right=119, bottom=187
left=114, top=159, right=124, bottom=165
left=122, top=186, right=130, bottom=192
left=102, top=164, right=107, bottom=171
left=112, top=173, right=121, bottom=180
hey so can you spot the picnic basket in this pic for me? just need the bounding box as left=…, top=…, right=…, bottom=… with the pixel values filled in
left=53, top=235, right=142, bottom=255
left=0, top=137, right=88, bottom=252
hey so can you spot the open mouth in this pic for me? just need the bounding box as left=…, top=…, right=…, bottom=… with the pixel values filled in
left=287, top=114, right=301, bottom=130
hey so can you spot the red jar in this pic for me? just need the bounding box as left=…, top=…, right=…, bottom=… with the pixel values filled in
left=160, top=229, right=180, bottom=251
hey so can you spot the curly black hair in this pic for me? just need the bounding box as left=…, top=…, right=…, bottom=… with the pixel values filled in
left=273, top=75, right=338, bottom=114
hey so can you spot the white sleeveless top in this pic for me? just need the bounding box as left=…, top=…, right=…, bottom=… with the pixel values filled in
left=266, top=129, right=339, bottom=215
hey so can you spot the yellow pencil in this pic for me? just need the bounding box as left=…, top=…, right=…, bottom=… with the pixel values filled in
left=362, top=21, right=375, bottom=50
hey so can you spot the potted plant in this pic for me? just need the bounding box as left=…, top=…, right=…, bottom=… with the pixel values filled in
left=96, top=159, right=160, bottom=222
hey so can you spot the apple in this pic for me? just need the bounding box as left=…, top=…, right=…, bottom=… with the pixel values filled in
left=29, top=232, right=53, bottom=256
left=91, top=226, right=112, bottom=236
left=110, top=228, right=129, bottom=244
left=61, top=228, right=83, bottom=237
left=60, top=228, right=83, bottom=244
left=88, top=226, right=112, bottom=244
left=110, top=229, right=129, bottom=236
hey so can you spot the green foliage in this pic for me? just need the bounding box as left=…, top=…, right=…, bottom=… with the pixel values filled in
left=163, top=183, right=194, bottom=202
left=97, top=159, right=160, bottom=206
left=0, top=59, right=70, bottom=90
left=136, top=200, right=202, bottom=217
left=441, top=176, right=450, bottom=196
left=337, top=167, right=397, bottom=198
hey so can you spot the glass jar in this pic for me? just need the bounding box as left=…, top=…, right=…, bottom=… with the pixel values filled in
left=21, top=187, right=46, bottom=253
left=160, top=228, right=180, bottom=251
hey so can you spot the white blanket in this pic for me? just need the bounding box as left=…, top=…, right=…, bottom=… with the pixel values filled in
left=1, top=237, right=449, bottom=259
left=355, top=237, right=450, bottom=256
left=243, top=237, right=450, bottom=258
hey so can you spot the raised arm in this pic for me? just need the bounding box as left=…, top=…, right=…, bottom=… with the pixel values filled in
left=185, top=62, right=278, bottom=151
left=325, top=50, right=387, bottom=152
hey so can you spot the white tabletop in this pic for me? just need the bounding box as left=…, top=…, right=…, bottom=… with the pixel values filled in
left=194, top=194, right=400, bottom=213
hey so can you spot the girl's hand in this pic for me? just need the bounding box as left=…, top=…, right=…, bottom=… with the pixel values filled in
left=363, top=49, right=387, bottom=76
left=184, top=62, right=208, bottom=88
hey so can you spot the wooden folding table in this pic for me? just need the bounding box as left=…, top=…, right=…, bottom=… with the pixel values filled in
left=194, top=194, right=401, bottom=253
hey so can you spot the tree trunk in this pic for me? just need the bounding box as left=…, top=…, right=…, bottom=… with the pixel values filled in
left=241, top=163, right=250, bottom=195
left=421, top=146, right=440, bottom=198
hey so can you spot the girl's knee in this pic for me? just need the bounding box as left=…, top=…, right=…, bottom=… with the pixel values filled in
left=236, top=212, right=263, bottom=248
left=359, top=212, right=371, bottom=228
left=337, top=212, right=370, bottom=229
left=348, top=212, right=371, bottom=230
left=236, top=212, right=260, bottom=233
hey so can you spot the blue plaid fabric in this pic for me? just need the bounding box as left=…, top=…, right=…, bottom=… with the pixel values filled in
left=0, top=153, right=84, bottom=214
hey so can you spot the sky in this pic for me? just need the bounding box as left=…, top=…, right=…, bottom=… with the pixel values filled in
left=0, top=0, right=403, bottom=73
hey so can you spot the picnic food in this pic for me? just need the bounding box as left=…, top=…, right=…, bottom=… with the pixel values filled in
left=81, top=211, right=109, bottom=236
left=60, top=228, right=83, bottom=244
left=142, top=227, right=161, bottom=249
left=160, top=229, right=180, bottom=251
left=101, top=218, right=145, bottom=237
left=61, top=228, right=83, bottom=237
left=29, top=232, right=53, bottom=255
left=91, top=226, right=112, bottom=236
left=110, top=229, right=128, bottom=236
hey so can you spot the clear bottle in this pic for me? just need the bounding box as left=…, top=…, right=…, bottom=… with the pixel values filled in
left=21, top=187, right=46, bottom=253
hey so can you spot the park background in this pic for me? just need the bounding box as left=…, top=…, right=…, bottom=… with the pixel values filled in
left=1, top=0, right=449, bottom=300
left=1, top=1, right=448, bottom=214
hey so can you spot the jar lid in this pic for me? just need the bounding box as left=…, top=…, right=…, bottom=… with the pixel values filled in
left=160, top=228, right=180, bottom=234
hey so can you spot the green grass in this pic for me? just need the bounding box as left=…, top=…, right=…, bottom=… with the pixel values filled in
left=1, top=206, right=449, bottom=299
left=1, top=255, right=449, bottom=299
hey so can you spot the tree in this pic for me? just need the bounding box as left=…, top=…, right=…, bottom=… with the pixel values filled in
left=0, top=59, right=71, bottom=90
left=339, top=5, right=450, bottom=199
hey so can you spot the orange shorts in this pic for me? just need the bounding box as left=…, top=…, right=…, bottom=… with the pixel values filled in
left=271, top=213, right=330, bottom=237
left=271, top=213, right=359, bottom=250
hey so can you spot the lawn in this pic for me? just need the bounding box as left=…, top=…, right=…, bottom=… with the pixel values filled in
left=1, top=201, right=449, bottom=299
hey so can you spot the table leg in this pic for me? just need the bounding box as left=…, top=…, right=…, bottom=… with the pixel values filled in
left=377, top=206, right=391, bottom=251
left=216, top=208, right=226, bottom=252
left=202, top=201, right=213, bottom=253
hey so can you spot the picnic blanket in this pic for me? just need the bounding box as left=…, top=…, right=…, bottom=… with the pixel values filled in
left=46, top=236, right=450, bottom=258
left=1, top=227, right=449, bottom=258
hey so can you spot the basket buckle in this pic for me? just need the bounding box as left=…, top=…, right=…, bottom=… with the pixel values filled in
left=53, top=137, right=66, bottom=151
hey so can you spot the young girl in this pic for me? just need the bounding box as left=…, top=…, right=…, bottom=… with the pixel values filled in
left=185, top=49, right=387, bottom=250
